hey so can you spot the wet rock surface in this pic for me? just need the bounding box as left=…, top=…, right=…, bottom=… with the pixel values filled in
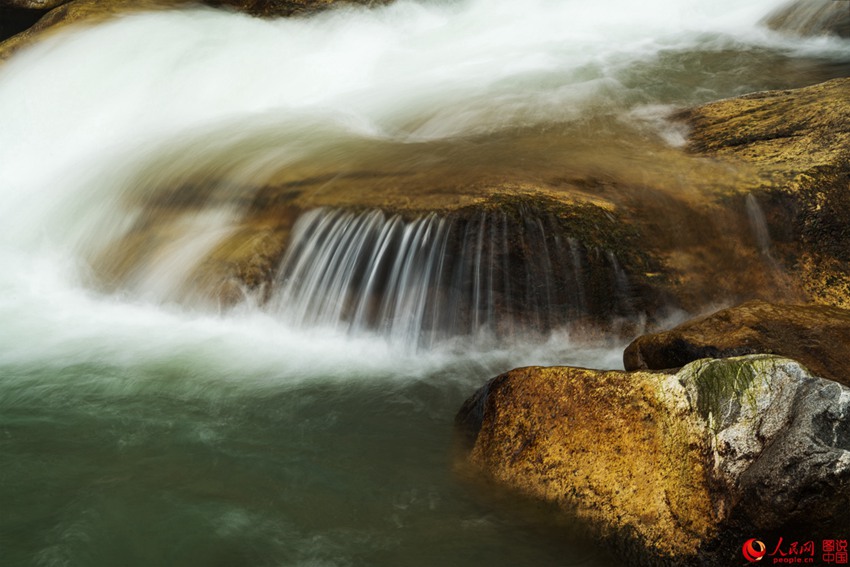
left=0, top=0, right=67, bottom=9
left=679, top=77, right=850, bottom=307
left=624, top=300, right=850, bottom=386
left=75, top=124, right=807, bottom=331
left=681, top=78, right=850, bottom=171
left=456, top=355, right=850, bottom=566
left=76, top=76, right=850, bottom=328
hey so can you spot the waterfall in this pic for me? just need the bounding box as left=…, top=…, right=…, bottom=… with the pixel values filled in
left=270, top=207, right=635, bottom=347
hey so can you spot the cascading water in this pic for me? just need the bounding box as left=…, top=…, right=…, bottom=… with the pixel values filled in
left=0, top=1, right=848, bottom=566
left=271, top=207, right=635, bottom=346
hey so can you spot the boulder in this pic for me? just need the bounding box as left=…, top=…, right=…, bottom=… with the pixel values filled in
left=764, top=0, right=850, bottom=38
left=456, top=355, right=850, bottom=566
left=680, top=78, right=850, bottom=176
left=624, top=300, right=850, bottom=387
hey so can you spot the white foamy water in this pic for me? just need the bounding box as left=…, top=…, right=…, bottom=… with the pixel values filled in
left=0, top=0, right=847, bottom=379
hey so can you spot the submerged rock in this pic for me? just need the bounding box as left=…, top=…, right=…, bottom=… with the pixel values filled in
left=624, top=300, right=850, bottom=386
left=764, top=0, right=850, bottom=38
left=72, top=116, right=810, bottom=334
left=456, top=355, right=850, bottom=566
left=93, top=191, right=659, bottom=340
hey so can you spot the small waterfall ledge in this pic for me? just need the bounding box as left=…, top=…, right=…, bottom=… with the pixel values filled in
left=268, top=206, right=641, bottom=346
left=83, top=195, right=651, bottom=348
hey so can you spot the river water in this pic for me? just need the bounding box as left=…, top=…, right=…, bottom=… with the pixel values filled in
left=0, top=1, right=848, bottom=565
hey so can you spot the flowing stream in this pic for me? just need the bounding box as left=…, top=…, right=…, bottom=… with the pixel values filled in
left=0, top=1, right=849, bottom=565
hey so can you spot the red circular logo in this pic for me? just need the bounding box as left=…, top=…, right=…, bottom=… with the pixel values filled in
left=742, top=539, right=767, bottom=562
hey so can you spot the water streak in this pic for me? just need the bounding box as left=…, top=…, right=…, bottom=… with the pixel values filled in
left=746, top=193, right=773, bottom=258
left=271, top=207, right=635, bottom=347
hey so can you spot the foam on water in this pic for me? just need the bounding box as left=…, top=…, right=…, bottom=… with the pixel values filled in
left=0, top=247, right=626, bottom=401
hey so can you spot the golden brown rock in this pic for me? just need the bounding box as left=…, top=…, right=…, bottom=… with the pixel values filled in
left=457, top=356, right=850, bottom=566
left=83, top=121, right=805, bottom=323
left=679, top=78, right=850, bottom=308
left=203, top=0, right=391, bottom=18
left=624, top=300, right=850, bottom=386
left=459, top=365, right=716, bottom=561
left=680, top=78, right=850, bottom=174
left=0, top=0, right=68, bottom=7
